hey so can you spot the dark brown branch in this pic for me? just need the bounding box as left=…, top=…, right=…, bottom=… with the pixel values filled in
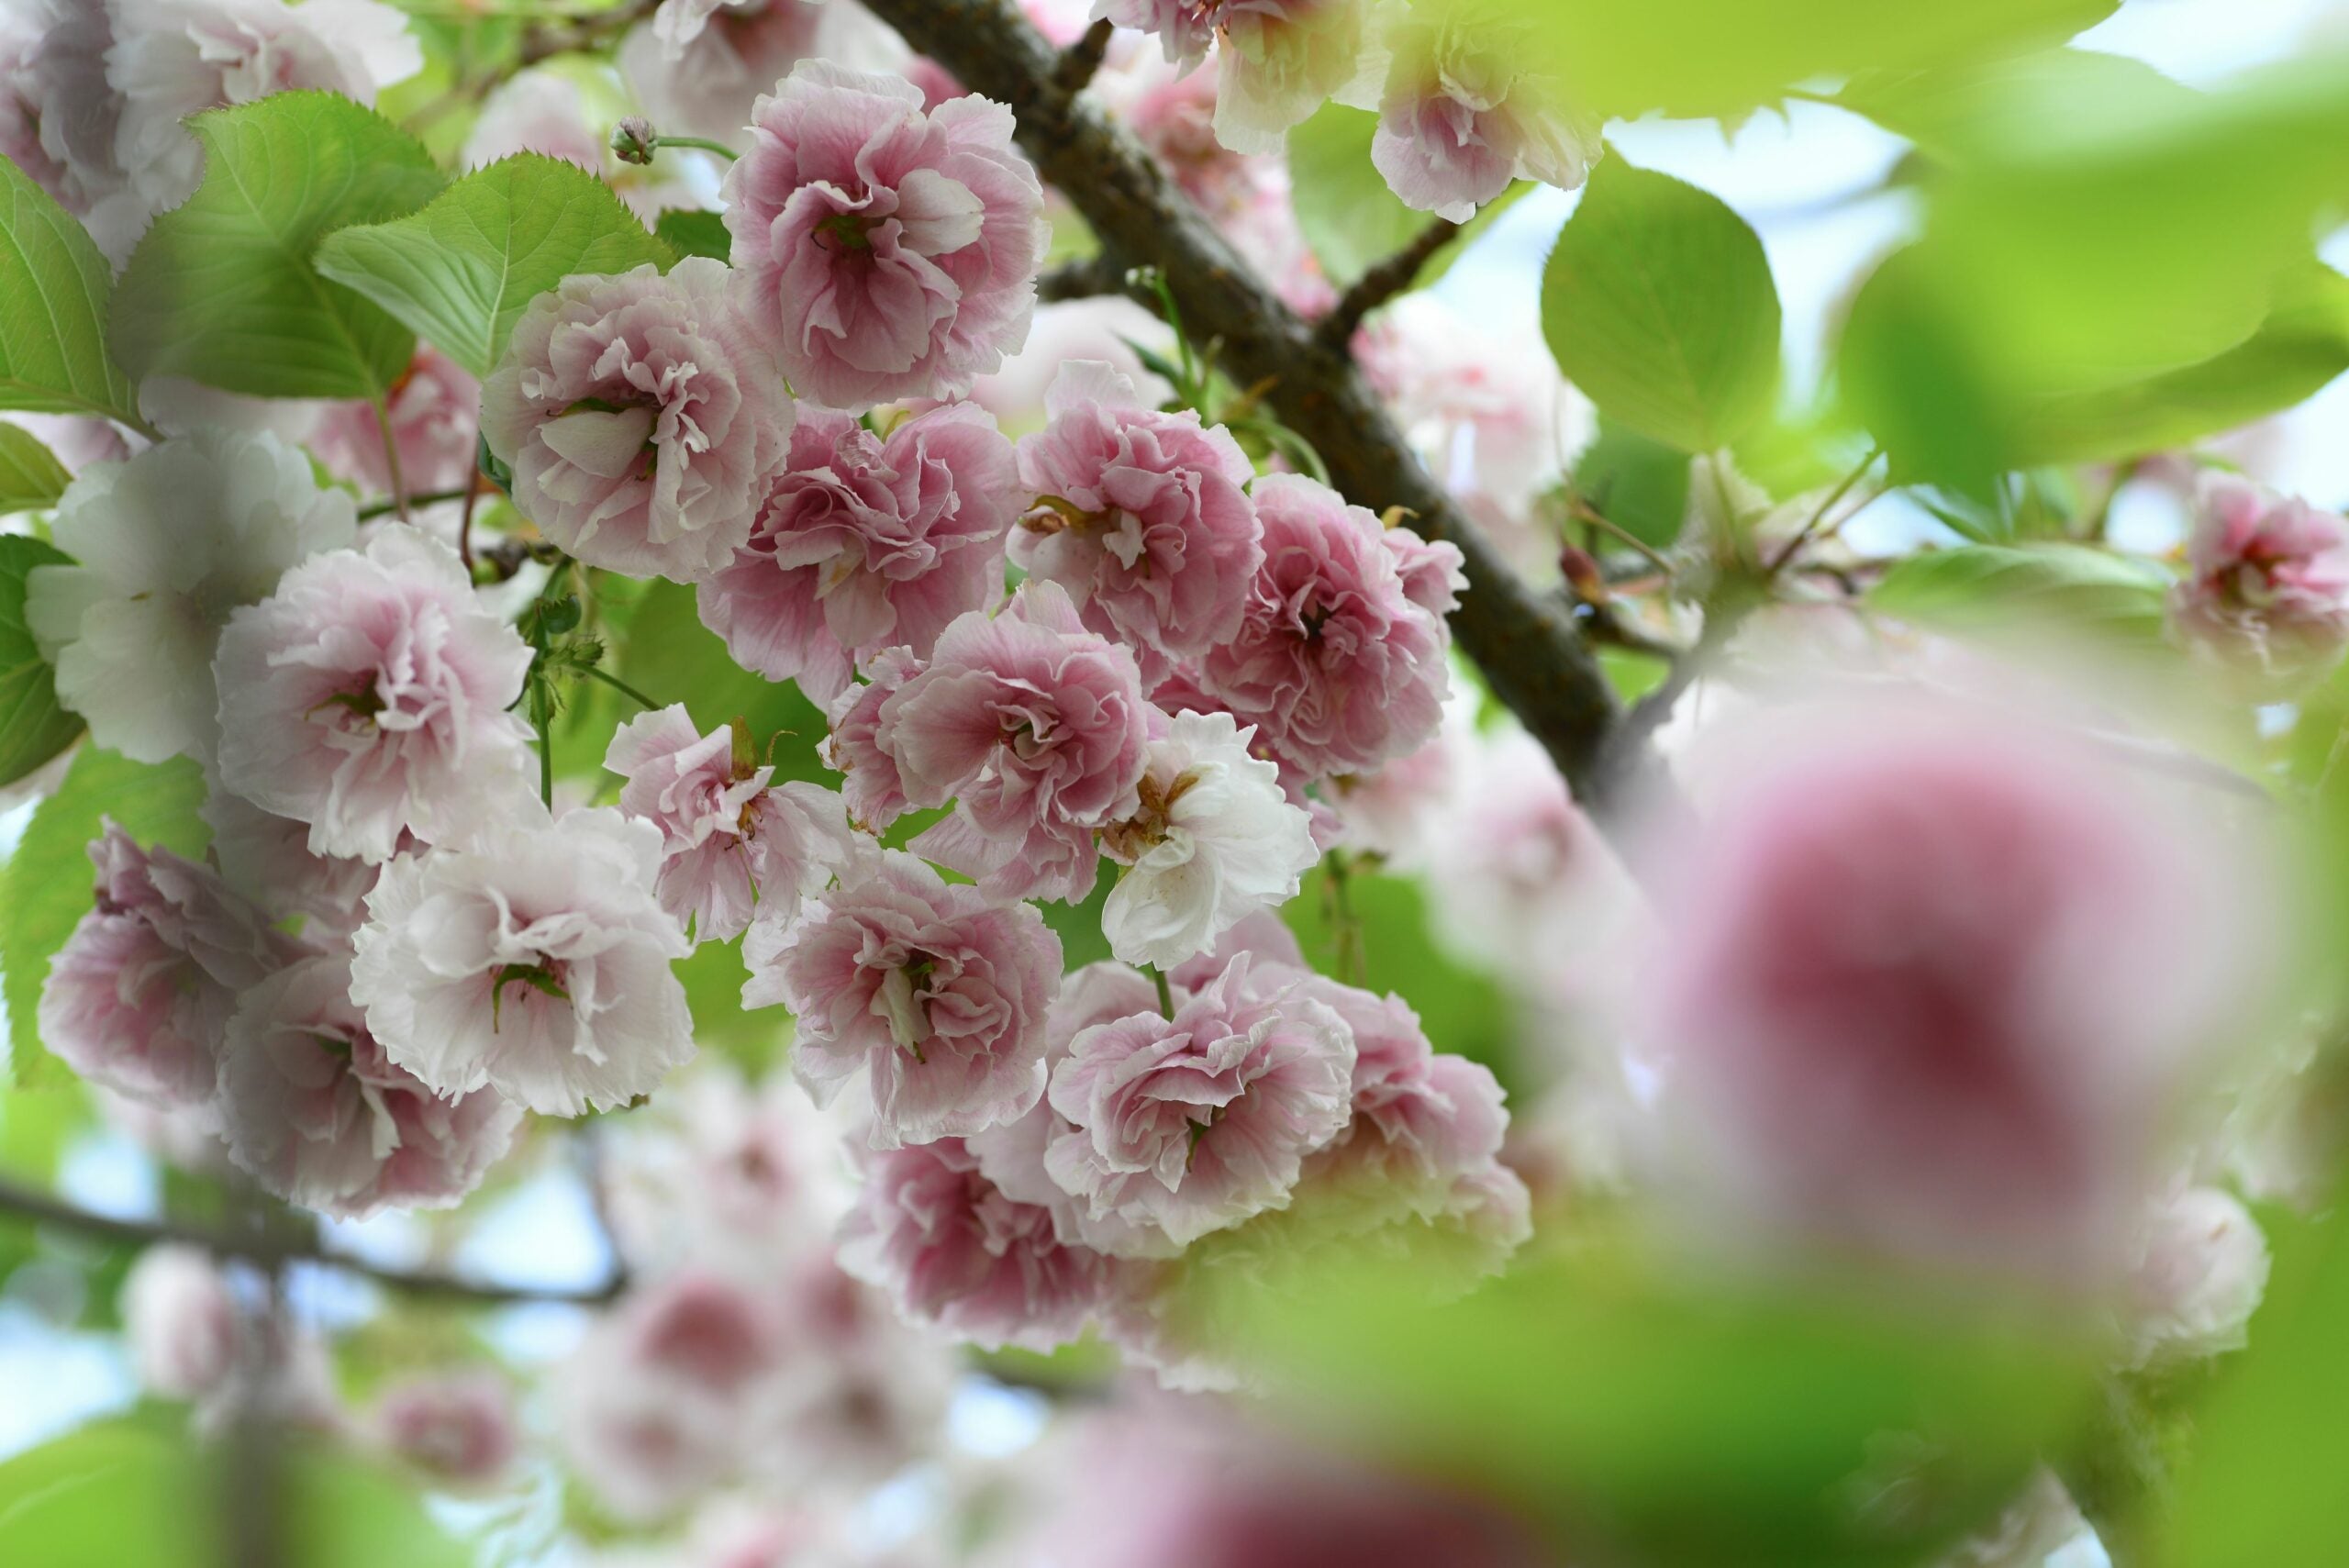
left=1037, top=251, right=1132, bottom=303
left=1052, top=17, right=1117, bottom=94
left=1318, top=217, right=1463, bottom=348
left=0, top=1173, right=625, bottom=1307
left=860, top=0, right=1654, bottom=817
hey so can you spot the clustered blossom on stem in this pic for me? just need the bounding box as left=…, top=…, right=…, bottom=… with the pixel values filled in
left=2169, top=472, right=2349, bottom=690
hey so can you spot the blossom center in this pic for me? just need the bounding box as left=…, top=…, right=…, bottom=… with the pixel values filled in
left=490, top=960, right=570, bottom=1031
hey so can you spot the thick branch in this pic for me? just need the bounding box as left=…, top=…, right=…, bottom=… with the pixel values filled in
left=0, top=1173, right=624, bottom=1307
left=1037, top=251, right=1131, bottom=303
left=861, top=0, right=1653, bottom=816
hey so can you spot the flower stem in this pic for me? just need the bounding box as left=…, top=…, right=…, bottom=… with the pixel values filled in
left=1148, top=963, right=1174, bottom=1019
left=657, top=134, right=738, bottom=161
left=586, top=664, right=660, bottom=710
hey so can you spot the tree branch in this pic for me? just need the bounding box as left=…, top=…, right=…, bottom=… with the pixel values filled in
left=1036, top=251, right=1133, bottom=303
left=1052, top=17, right=1116, bottom=95
left=1318, top=216, right=1463, bottom=348
left=0, top=1173, right=624, bottom=1308
left=860, top=0, right=1655, bottom=817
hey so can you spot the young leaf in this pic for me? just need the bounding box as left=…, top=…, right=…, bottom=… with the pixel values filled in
left=653, top=207, right=733, bottom=264
left=0, top=746, right=206, bottom=1087
left=1542, top=157, right=1781, bottom=455
left=316, top=153, right=677, bottom=381
left=109, top=92, right=445, bottom=400
left=0, top=537, right=85, bottom=791
left=0, top=424, right=72, bottom=516
left=0, top=159, right=141, bottom=429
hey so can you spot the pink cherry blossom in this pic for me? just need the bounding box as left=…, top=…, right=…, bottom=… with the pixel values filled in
left=309, top=348, right=481, bottom=499
left=836, top=1137, right=1134, bottom=1351
left=213, top=526, right=539, bottom=864
left=349, top=807, right=695, bottom=1118
left=722, top=61, right=1046, bottom=406
left=1196, top=473, right=1455, bottom=782
left=217, top=954, right=520, bottom=1218
left=2170, top=472, right=2349, bottom=688
left=1013, top=361, right=1264, bottom=673
left=819, top=645, right=921, bottom=832
left=481, top=258, right=792, bottom=583
left=1095, top=0, right=1224, bottom=72
left=1651, top=700, right=2258, bottom=1290
left=1372, top=7, right=1599, bottom=223
left=373, top=1372, right=518, bottom=1485
left=121, top=1244, right=242, bottom=1402
left=744, top=848, right=1062, bottom=1147
left=200, top=790, right=393, bottom=943
left=40, top=822, right=302, bottom=1107
left=696, top=404, right=1019, bottom=705
left=623, top=0, right=894, bottom=150
left=2122, top=1184, right=2270, bottom=1369
left=605, top=704, right=856, bottom=941
left=1045, top=954, right=1356, bottom=1252
left=1213, top=0, right=1383, bottom=155
left=879, top=580, right=1153, bottom=903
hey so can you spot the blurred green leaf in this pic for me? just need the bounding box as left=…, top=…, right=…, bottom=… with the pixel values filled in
left=1506, top=0, right=2117, bottom=122
left=613, top=580, right=828, bottom=782
left=1, top=748, right=207, bottom=1088
left=678, top=934, right=789, bottom=1077
left=1571, top=417, right=1693, bottom=548
left=1837, top=48, right=2196, bottom=165
left=1868, top=543, right=2171, bottom=651
left=0, top=159, right=140, bottom=429
left=1286, top=104, right=1528, bottom=288
left=1541, top=157, right=1781, bottom=453
left=653, top=208, right=732, bottom=263
left=0, top=424, right=71, bottom=515
left=0, top=537, right=84, bottom=788
left=316, top=153, right=675, bottom=381
left=111, top=92, right=444, bottom=400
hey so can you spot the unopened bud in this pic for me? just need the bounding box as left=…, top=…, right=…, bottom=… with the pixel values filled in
left=610, top=117, right=656, bottom=166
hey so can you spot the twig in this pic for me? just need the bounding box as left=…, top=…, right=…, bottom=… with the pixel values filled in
left=1052, top=17, right=1117, bottom=94
left=1037, top=251, right=1132, bottom=303
left=1318, top=216, right=1462, bottom=348
left=457, top=466, right=483, bottom=572
left=358, top=486, right=468, bottom=521
left=1765, top=445, right=1881, bottom=576
left=0, top=1173, right=625, bottom=1307
left=1568, top=496, right=1677, bottom=577
left=368, top=392, right=411, bottom=526
left=586, top=664, right=661, bottom=710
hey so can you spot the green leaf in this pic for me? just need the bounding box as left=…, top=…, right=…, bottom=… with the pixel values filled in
left=1286, top=103, right=1529, bottom=288
left=614, top=580, right=827, bottom=779
left=1542, top=156, right=1781, bottom=453
left=0, top=537, right=84, bottom=790
left=1571, top=417, right=1693, bottom=549
left=1, top=747, right=207, bottom=1087
left=316, top=153, right=675, bottom=381
left=109, top=92, right=445, bottom=400
left=677, top=934, right=788, bottom=1077
left=653, top=208, right=732, bottom=264
left=0, top=424, right=72, bottom=515
left=0, top=158, right=141, bottom=430
left=1867, top=543, right=2171, bottom=651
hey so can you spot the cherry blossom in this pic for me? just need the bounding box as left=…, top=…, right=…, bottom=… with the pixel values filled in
left=121, top=1244, right=242, bottom=1402
left=1373, top=6, right=1598, bottom=222
left=2170, top=472, right=2349, bottom=688
left=1212, top=0, right=1384, bottom=155
left=745, top=848, right=1062, bottom=1147
left=481, top=258, right=793, bottom=583
left=696, top=403, right=1019, bottom=705
left=372, top=1372, right=519, bottom=1487
left=350, top=807, right=696, bottom=1117
left=213, top=526, right=539, bottom=863
left=723, top=61, right=1046, bottom=406
left=26, top=428, right=357, bottom=765
left=819, top=645, right=921, bottom=832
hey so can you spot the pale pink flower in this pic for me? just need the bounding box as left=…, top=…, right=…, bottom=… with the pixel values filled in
left=481, top=258, right=792, bottom=583
left=1213, top=0, right=1384, bottom=155
left=1165, top=906, right=1305, bottom=994
left=0, top=8, right=74, bottom=208
left=1096, top=1, right=1223, bottom=72
left=623, top=0, right=901, bottom=149
left=373, top=1373, right=518, bottom=1486
left=350, top=807, right=696, bottom=1118
left=213, top=527, right=538, bottom=864
left=2122, top=1184, right=2269, bottom=1369
left=26, top=428, right=358, bottom=765
left=1197, top=473, right=1455, bottom=782
left=743, top=848, right=1062, bottom=1146
left=963, top=296, right=1176, bottom=429
left=1373, top=6, right=1598, bottom=222
left=880, top=580, right=1153, bottom=903
left=1013, top=361, right=1264, bottom=672
left=819, top=645, right=921, bottom=831
left=217, top=954, right=520, bottom=1218
left=837, top=1137, right=1134, bottom=1351
left=106, top=0, right=421, bottom=232
left=1651, top=701, right=2259, bottom=1290
left=1099, top=710, right=1319, bottom=968
left=200, top=787, right=393, bottom=943
left=308, top=348, right=481, bottom=500
left=40, top=822, right=300, bottom=1107
left=722, top=61, right=1046, bottom=406
left=605, top=704, right=856, bottom=940
left=2170, top=473, right=2349, bottom=688
left=696, top=404, right=1019, bottom=705
left=121, top=1244, right=241, bottom=1401
left=1045, top=954, right=1356, bottom=1252
left=7, top=2, right=128, bottom=245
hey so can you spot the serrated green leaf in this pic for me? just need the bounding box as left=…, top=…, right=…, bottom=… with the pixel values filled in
left=0, top=159, right=140, bottom=430
left=316, top=153, right=675, bottom=381
left=0, top=424, right=72, bottom=515
left=1542, top=157, right=1781, bottom=453
left=1867, top=543, right=2172, bottom=651
left=653, top=207, right=732, bottom=264
left=1286, top=103, right=1527, bottom=288
left=109, top=92, right=444, bottom=401
left=2, top=747, right=207, bottom=1087
left=0, top=536, right=84, bottom=790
